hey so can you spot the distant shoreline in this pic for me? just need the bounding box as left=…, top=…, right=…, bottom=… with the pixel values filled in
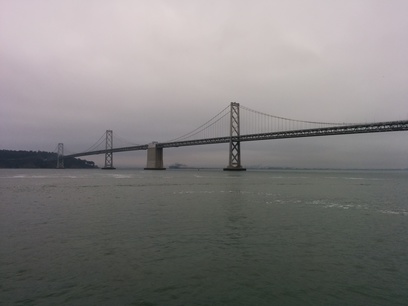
left=0, top=150, right=98, bottom=169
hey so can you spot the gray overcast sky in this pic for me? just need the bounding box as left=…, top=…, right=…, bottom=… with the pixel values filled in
left=1, top=0, right=408, bottom=168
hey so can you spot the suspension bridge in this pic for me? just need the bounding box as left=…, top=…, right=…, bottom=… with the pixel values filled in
left=55, top=103, right=408, bottom=170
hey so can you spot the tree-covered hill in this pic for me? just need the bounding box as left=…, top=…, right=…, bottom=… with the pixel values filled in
left=0, top=150, right=97, bottom=169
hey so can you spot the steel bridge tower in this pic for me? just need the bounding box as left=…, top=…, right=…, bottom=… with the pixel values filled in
left=224, top=102, right=246, bottom=171
left=56, top=143, right=64, bottom=169
left=102, top=130, right=116, bottom=170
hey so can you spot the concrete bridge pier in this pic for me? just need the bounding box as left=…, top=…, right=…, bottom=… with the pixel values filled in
left=144, top=142, right=166, bottom=170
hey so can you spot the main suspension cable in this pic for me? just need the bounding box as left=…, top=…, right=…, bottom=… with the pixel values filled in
left=168, top=104, right=230, bottom=142
left=240, top=105, right=355, bottom=126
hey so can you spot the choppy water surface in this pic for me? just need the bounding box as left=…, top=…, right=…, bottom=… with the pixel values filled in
left=1, top=169, right=408, bottom=305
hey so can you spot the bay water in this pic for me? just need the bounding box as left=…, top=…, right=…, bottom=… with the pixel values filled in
left=1, top=169, right=407, bottom=305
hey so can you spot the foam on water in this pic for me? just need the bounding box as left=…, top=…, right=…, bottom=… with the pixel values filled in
left=111, top=174, right=133, bottom=179
left=378, top=209, right=408, bottom=215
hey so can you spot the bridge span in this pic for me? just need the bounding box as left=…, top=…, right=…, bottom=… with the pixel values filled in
left=59, top=103, right=408, bottom=170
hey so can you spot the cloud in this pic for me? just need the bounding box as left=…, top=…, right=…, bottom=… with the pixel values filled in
left=1, top=0, right=408, bottom=168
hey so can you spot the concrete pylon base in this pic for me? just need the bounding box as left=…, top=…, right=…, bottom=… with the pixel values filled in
left=144, top=167, right=166, bottom=170
left=145, top=143, right=165, bottom=170
left=102, top=167, right=116, bottom=170
left=223, top=167, right=246, bottom=171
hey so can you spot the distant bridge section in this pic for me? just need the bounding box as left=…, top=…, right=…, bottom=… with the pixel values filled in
left=65, top=145, right=148, bottom=158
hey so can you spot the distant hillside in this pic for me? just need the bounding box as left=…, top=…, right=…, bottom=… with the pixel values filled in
left=0, top=150, right=97, bottom=169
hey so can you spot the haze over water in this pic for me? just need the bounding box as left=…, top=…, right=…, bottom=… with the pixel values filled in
left=1, top=169, right=408, bottom=305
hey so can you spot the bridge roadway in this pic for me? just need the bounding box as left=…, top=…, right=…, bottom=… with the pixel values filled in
left=64, top=119, right=408, bottom=159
